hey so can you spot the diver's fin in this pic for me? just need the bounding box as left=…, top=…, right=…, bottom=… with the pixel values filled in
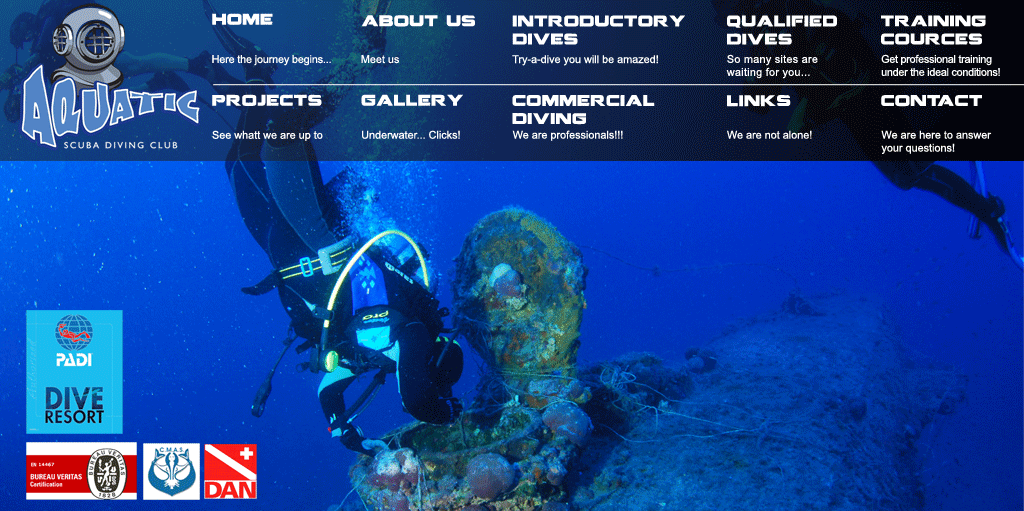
left=967, top=161, right=986, bottom=239
left=187, top=50, right=239, bottom=86
left=354, top=0, right=391, bottom=53
left=203, top=0, right=267, bottom=58
left=787, top=97, right=809, bottom=133
left=145, top=71, right=189, bottom=93
left=357, top=0, right=392, bottom=17
left=989, top=212, right=1024, bottom=270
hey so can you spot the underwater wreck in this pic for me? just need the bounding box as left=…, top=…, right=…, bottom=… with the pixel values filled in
left=336, top=209, right=965, bottom=511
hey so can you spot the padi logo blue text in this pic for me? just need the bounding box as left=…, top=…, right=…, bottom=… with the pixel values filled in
left=20, top=65, right=199, bottom=148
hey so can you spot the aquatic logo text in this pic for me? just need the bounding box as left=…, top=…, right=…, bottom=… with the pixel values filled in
left=21, top=4, right=198, bottom=147
left=21, top=66, right=199, bottom=147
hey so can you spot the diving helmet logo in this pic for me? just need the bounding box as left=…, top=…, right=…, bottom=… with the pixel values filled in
left=51, top=4, right=125, bottom=90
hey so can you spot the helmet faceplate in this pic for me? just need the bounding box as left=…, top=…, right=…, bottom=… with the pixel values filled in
left=51, top=6, right=125, bottom=90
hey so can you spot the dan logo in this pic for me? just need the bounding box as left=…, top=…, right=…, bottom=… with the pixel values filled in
left=87, top=448, right=127, bottom=499
left=51, top=5, right=125, bottom=91
left=144, top=444, right=200, bottom=500
left=204, top=444, right=257, bottom=499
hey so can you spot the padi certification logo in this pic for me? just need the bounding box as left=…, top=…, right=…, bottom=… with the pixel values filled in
left=27, top=310, right=124, bottom=434
left=144, top=444, right=200, bottom=500
left=88, top=448, right=127, bottom=499
left=56, top=314, right=93, bottom=367
left=21, top=4, right=199, bottom=148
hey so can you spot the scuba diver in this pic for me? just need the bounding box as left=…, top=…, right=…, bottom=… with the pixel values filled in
left=876, top=161, right=1023, bottom=270
left=203, top=0, right=462, bottom=456
left=8, top=0, right=71, bottom=69
left=712, top=0, right=877, bottom=133
left=714, top=1, right=1023, bottom=269
left=3, top=0, right=255, bottom=123
left=3, top=0, right=75, bottom=119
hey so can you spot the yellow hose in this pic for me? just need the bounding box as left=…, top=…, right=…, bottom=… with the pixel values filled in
left=319, top=230, right=429, bottom=357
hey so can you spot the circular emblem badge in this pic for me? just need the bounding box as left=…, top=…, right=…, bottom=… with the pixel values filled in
left=55, top=314, right=93, bottom=351
left=87, top=448, right=127, bottom=499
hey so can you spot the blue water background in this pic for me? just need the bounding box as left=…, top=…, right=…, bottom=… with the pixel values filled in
left=0, top=0, right=1021, bottom=509
left=0, top=160, right=1021, bottom=510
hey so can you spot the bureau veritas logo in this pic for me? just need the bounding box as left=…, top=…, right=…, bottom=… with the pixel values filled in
left=26, top=442, right=137, bottom=500
left=87, top=447, right=127, bottom=499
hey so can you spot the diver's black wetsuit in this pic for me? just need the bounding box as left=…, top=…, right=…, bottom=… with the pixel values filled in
left=875, top=162, right=1008, bottom=250
left=9, top=0, right=72, bottom=67
left=226, top=94, right=463, bottom=454
left=4, top=0, right=76, bottom=120
left=713, top=1, right=1019, bottom=266
left=877, top=162, right=999, bottom=214
left=216, top=7, right=462, bottom=454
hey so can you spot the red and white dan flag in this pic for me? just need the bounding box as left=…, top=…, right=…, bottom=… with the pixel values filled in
left=204, top=444, right=257, bottom=499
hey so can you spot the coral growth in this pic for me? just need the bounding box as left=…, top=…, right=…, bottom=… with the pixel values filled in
left=452, top=208, right=587, bottom=404
left=487, top=264, right=524, bottom=307
left=349, top=402, right=578, bottom=510
left=370, top=491, right=410, bottom=511
left=341, top=295, right=969, bottom=511
left=781, top=289, right=825, bottom=316
left=369, top=448, right=421, bottom=492
left=581, top=352, right=694, bottom=432
left=466, top=453, right=516, bottom=499
left=567, top=295, right=969, bottom=511
left=344, top=208, right=590, bottom=511
left=542, top=402, right=593, bottom=446
left=545, top=459, right=568, bottom=486
left=524, top=376, right=591, bottom=408
left=684, top=347, right=718, bottom=374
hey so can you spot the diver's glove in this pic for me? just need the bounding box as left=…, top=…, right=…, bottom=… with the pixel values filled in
left=145, top=71, right=189, bottom=93
left=361, top=438, right=389, bottom=453
left=339, top=425, right=375, bottom=456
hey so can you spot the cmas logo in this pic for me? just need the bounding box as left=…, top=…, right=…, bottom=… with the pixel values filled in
left=21, top=4, right=199, bottom=148
left=147, top=447, right=197, bottom=497
left=87, top=448, right=127, bottom=499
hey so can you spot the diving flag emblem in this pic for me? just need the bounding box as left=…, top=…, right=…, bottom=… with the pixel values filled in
left=203, top=444, right=257, bottom=499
